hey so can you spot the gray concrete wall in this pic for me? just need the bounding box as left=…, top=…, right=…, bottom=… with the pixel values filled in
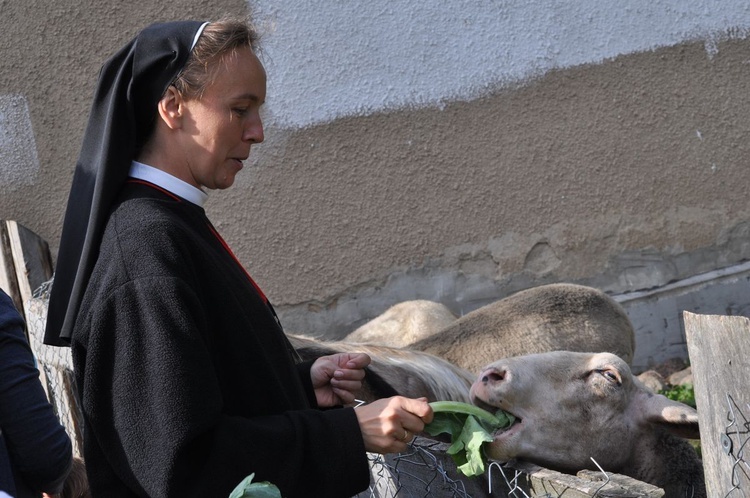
left=616, top=261, right=750, bottom=373
left=2, top=0, right=750, bottom=369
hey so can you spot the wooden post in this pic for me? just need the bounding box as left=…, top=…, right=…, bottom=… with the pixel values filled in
left=683, top=311, right=750, bottom=496
left=0, top=221, right=23, bottom=313
left=0, top=220, right=54, bottom=324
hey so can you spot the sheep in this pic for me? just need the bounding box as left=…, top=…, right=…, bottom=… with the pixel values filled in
left=471, top=350, right=704, bottom=497
left=343, top=300, right=457, bottom=347
left=288, top=334, right=473, bottom=403
left=410, top=283, right=636, bottom=374
left=291, top=283, right=635, bottom=402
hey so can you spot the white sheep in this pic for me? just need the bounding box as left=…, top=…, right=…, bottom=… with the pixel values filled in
left=343, top=300, right=457, bottom=347
left=288, top=334, right=473, bottom=403
left=411, top=283, right=635, bottom=374
left=471, top=350, right=704, bottom=497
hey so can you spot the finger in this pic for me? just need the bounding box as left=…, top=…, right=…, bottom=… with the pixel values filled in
left=314, top=358, right=338, bottom=377
left=330, top=378, right=362, bottom=393
left=398, top=397, right=434, bottom=423
left=332, top=387, right=356, bottom=405
left=331, top=373, right=363, bottom=385
left=398, top=415, right=425, bottom=438
left=405, top=429, right=413, bottom=443
left=334, top=368, right=366, bottom=383
left=393, top=428, right=413, bottom=443
left=378, top=435, right=409, bottom=454
left=344, top=352, right=371, bottom=369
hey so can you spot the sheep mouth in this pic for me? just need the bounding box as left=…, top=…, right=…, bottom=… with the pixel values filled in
left=471, top=398, right=522, bottom=433
left=492, top=417, right=522, bottom=440
left=471, top=395, right=505, bottom=415
left=495, top=413, right=522, bottom=434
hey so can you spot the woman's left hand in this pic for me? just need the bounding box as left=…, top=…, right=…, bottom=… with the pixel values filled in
left=310, top=352, right=371, bottom=407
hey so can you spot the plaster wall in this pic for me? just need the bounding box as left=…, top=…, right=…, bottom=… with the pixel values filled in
left=2, top=0, right=750, bottom=367
left=232, top=1, right=750, bottom=348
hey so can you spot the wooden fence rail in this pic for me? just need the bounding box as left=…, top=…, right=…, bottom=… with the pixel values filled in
left=0, top=219, right=54, bottom=324
left=684, top=311, right=750, bottom=497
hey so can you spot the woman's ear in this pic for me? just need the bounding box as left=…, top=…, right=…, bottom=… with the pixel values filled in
left=157, top=86, right=184, bottom=130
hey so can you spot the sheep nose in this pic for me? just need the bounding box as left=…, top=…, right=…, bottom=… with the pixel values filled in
left=481, top=367, right=508, bottom=385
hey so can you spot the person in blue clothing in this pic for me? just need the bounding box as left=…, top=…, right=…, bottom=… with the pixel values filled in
left=0, top=288, right=72, bottom=498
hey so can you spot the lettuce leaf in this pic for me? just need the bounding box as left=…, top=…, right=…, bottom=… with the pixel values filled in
left=229, top=473, right=282, bottom=498
left=423, top=401, right=515, bottom=477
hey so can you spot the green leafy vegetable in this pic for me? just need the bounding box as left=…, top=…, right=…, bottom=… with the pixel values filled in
left=660, top=384, right=696, bottom=408
left=424, top=401, right=515, bottom=477
left=229, top=473, right=282, bottom=498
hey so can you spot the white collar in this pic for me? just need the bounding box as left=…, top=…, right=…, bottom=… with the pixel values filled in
left=129, top=161, right=208, bottom=207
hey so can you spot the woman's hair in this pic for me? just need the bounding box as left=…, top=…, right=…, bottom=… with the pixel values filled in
left=172, top=15, right=262, bottom=100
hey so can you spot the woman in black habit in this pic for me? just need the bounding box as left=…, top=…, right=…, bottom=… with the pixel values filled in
left=44, top=16, right=433, bottom=498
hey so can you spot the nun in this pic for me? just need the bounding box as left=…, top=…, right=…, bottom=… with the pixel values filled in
left=44, top=16, right=432, bottom=498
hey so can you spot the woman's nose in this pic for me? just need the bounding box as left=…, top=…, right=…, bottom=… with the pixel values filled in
left=244, top=116, right=264, bottom=144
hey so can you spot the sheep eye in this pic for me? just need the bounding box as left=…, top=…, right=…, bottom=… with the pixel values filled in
left=596, top=369, right=621, bottom=385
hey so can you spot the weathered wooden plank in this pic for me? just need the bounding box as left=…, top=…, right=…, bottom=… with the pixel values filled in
left=0, top=220, right=54, bottom=325
left=5, top=220, right=53, bottom=306
left=504, top=460, right=664, bottom=497
left=683, top=311, right=750, bottom=497
left=0, top=222, right=23, bottom=313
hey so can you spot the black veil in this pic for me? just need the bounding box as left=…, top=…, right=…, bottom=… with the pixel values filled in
left=45, top=20, right=207, bottom=346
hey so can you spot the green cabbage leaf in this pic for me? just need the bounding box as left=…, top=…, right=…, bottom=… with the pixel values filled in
left=229, top=473, right=282, bottom=498
left=423, top=401, right=515, bottom=477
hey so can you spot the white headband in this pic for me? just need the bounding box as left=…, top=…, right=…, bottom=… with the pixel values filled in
left=191, top=22, right=210, bottom=51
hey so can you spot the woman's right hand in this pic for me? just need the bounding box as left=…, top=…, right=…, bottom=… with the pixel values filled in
left=354, top=396, right=433, bottom=454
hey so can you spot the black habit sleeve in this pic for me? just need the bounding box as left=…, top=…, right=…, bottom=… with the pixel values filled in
left=72, top=196, right=370, bottom=498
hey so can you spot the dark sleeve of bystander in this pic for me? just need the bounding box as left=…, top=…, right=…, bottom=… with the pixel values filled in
left=0, top=289, right=73, bottom=498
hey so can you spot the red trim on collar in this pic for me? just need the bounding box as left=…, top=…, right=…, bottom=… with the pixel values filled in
left=205, top=223, right=270, bottom=305
left=126, top=178, right=182, bottom=202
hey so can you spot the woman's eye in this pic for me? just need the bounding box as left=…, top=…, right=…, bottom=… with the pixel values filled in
left=233, top=108, right=248, bottom=116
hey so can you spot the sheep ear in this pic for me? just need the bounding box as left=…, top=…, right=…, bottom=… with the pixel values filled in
left=640, top=392, right=701, bottom=440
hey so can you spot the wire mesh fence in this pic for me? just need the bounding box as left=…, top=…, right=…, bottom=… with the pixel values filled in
left=25, top=281, right=84, bottom=458
left=359, top=439, right=476, bottom=498
left=722, top=394, right=749, bottom=497
left=355, top=437, right=664, bottom=498
left=358, top=441, right=523, bottom=498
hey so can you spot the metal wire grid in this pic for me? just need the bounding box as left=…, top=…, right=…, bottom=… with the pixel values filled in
left=25, top=283, right=84, bottom=458
left=356, top=438, right=620, bottom=498
left=723, top=394, right=749, bottom=497
left=359, top=439, right=475, bottom=498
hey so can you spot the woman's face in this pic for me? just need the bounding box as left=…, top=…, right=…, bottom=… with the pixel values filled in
left=178, top=46, right=266, bottom=190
